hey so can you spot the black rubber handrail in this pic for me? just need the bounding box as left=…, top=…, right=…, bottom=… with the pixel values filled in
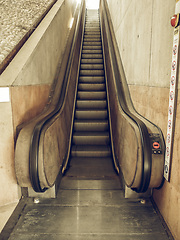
left=101, top=0, right=152, bottom=193
left=29, top=2, right=85, bottom=192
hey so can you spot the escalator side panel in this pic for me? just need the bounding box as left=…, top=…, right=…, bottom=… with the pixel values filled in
left=100, top=0, right=165, bottom=192
left=15, top=1, right=86, bottom=191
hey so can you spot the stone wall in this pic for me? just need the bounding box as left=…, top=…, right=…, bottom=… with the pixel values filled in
left=105, top=0, right=179, bottom=239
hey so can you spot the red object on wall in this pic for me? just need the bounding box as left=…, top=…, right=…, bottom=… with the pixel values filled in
left=171, top=14, right=179, bottom=27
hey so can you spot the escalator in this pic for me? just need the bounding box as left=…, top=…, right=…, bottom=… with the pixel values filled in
left=2, top=4, right=171, bottom=240
left=67, top=9, right=117, bottom=181
left=14, top=0, right=165, bottom=195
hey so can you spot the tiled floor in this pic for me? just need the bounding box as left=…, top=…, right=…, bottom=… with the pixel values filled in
left=1, top=176, right=172, bottom=239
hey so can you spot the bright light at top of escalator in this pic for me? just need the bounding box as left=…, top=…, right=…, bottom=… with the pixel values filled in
left=86, top=0, right=99, bottom=9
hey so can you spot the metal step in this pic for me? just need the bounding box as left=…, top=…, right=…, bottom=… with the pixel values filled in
left=84, top=35, right=101, bottom=40
left=76, top=100, right=107, bottom=109
left=71, top=145, right=111, bottom=157
left=81, top=59, right=103, bottom=64
left=86, top=19, right=99, bottom=22
left=82, top=54, right=102, bottom=59
left=72, top=131, right=110, bottom=145
left=83, top=45, right=102, bottom=50
left=80, top=64, right=103, bottom=70
left=80, top=69, right=104, bottom=76
left=83, top=42, right=101, bottom=46
left=74, top=120, right=108, bottom=131
left=85, top=24, right=99, bottom=27
left=84, top=31, right=101, bottom=35
left=79, top=76, right=105, bottom=83
left=83, top=38, right=101, bottom=42
left=75, top=110, right=108, bottom=120
left=69, top=157, right=113, bottom=166
left=78, top=83, right=105, bottom=91
left=84, top=35, right=101, bottom=39
left=82, top=49, right=102, bottom=54
left=77, top=91, right=106, bottom=100
left=85, top=28, right=100, bottom=32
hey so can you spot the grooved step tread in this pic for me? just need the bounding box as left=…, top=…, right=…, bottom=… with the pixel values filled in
left=76, top=100, right=106, bottom=109
left=72, top=131, right=110, bottom=145
left=83, top=40, right=101, bottom=43
left=85, top=25, right=100, bottom=28
left=74, top=120, right=108, bottom=131
left=73, top=131, right=109, bottom=136
left=80, top=64, right=103, bottom=70
left=77, top=91, right=106, bottom=100
left=69, top=157, right=115, bottom=170
left=78, top=83, right=105, bottom=91
left=83, top=39, right=101, bottom=42
left=82, top=54, right=103, bottom=59
left=81, top=59, right=103, bottom=64
left=83, top=46, right=102, bottom=50
left=75, top=110, right=108, bottom=120
left=86, top=20, right=99, bottom=23
left=83, top=44, right=102, bottom=50
left=85, top=29, right=100, bottom=32
left=71, top=145, right=111, bottom=157
left=84, top=36, right=101, bottom=40
left=80, top=70, right=104, bottom=76
left=79, top=76, right=105, bottom=83
left=82, top=50, right=102, bottom=54
left=83, top=42, right=101, bottom=46
left=84, top=32, right=101, bottom=35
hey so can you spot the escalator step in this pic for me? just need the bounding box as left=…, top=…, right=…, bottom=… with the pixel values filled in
left=80, top=64, right=103, bottom=70
left=79, top=76, right=105, bottom=83
left=80, top=69, right=104, bottom=76
left=84, top=36, right=101, bottom=40
left=85, top=25, right=100, bottom=28
left=74, top=120, right=108, bottom=131
left=83, top=42, right=101, bottom=46
left=72, top=131, right=110, bottom=145
left=77, top=91, right=106, bottom=100
left=71, top=145, right=111, bottom=157
left=86, top=20, right=99, bottom=23
left=83, top=46, right=102, bottom=50
left=81, top=59, right=103, bottom=64
left=83, top=38, right=101, bottom=42
left=82, top=49, right=102, bottom=54
left=76, top=100, right=106, bottom=109
left=85, top=29, right=100, bottom=32
left=82, top=54, right=102, bottom=59
left=75, top=110, right=108, bottom=120
left=84, top=31, right=101, bottom=35
left=78, top=83, right=105, bottom=91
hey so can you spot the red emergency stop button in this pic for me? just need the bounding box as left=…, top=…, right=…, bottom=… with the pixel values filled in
left=171, top=14, right=179, bottom=27
left=153, top=142, right=160, bottom=149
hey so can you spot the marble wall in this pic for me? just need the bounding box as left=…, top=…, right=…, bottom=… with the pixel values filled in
left=106, top=0, right=179, bottom=239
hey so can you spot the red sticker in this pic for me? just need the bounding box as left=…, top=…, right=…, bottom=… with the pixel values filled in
left=153, top=142, right=160, bottom=149
left=173, top=45, right=177, bottom=55
left=171, top=76, right=175, bottom=86
left=172, top=61, right=176, bottom=70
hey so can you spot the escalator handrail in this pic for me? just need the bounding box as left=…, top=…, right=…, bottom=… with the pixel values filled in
left=29, top=1, right=85, bottom=192
left=100, top=0, right=152, bottom=193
